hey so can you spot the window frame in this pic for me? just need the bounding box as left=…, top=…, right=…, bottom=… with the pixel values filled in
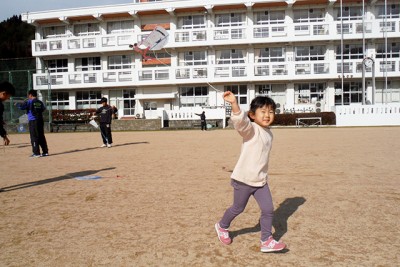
left=108, top=55, right=133, bottom=70
left=122, top=89, right=136, bottom=116
left=295, top=83, right=325, bottom=104
left=224, top=85, right=248, bottom=105
left=106, top=20, right=135, bottom=34
left=217, top=49, right=245, bottom=64
left=254, top=10, right=285, bottom=25
left=74, top=23, right=101, bottom=36
left=215, top=12, right=245, bottom=27
left=50, top=91, right=69, bottom=110
left=376, top=42, right=400, bottom=59
left=178, top=15, right=206, bottom=29
left=336, top=44, right=363, bottom=60
left=46, top=59, right=68, bottom=73
left=295, top=45, right=326, bottom=61
left=43, top=25, right=67, bottom=39
left=293, top=8, right=325, bottom=23
left=257, top=47, right=285, bottom=63
left=178, top=51, right=207, bottom=66
left=76, top=90, right=102, bottom=109
left=179, top=86, right=209, bottom=107
left=75, top=57, right=101, bottom=72
left=335, top=6, right=363, bottom=21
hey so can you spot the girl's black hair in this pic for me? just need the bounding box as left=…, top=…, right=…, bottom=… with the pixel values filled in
left=248, top=96, right=276, bottom=121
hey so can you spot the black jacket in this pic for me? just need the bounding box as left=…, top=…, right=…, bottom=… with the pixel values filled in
left=96, top=105, right=117, bottom=124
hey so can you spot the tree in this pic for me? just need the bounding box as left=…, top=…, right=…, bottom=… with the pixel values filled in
left=0, top=15, right=35, bottom=59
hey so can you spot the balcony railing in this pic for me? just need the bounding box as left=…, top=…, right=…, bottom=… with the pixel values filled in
left=32, top=33, right=135, bottom=55
left=32, top=58, right=399, bottom=90
left=32, top=17, right=400, bottom=56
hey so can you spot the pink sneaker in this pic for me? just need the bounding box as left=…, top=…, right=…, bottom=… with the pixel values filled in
left=214, top=223, right=232, bottom=245
left=260, top=236, right=286, bottom=252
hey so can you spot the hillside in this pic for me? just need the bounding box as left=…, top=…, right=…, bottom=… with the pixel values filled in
left=0, top=15, right=35, bottom=59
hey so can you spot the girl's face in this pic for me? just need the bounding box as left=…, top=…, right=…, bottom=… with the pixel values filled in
left=249, top=105, right=275, bottom=128
left=0, top=91, right=11, bottom=101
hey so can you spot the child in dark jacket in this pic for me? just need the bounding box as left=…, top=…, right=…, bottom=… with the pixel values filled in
left=16, top=89, right=49, bottom=157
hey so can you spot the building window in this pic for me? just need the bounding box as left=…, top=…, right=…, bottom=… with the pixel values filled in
left=376, top=42, right=400, bottom=58
left=46, top=59, right=68, bottom=73
left=225, top=85, right=248, bottom=105
left=295, top=45, right=326, bottom=61
left=215, top=13, right=245, bottom=27
left=178, top=51, right=207, bottom=66
left=123, top=90, right=136, bottom=116
left=295, top=83, right=325, bottom=104
left=335, top=6, right=362, bottom=21
left=377, top=4, right=400, bottom=19
left=336, top=44, right=363, bottom=60
left=108, top=55, right=132, bottom=69
left=216, top=49, right=245, bottom=64
left=144, top=102, right=157, bottom=111
left=141, top=51, right=171, bottom=67
left=51, top=91, right=69, bottom=110
left=43, top=25, right=67, bottom=39
left=257, top=84, right=272, bottom=96
left=180, top=86, right=208, bottom=107
left=76, top=90, right=101, bottom=109
left=293, top=8, right=325, bottom=23
left=255, top=84, right=286, bottom=105
left=107, top=20, right=134, bottom=34
left=75, top=57, right=101, bottom=71
left=178, top=15, right=206, bottom=29
left=256, top=47, right=285, bottom=62
left=254, top=10, right=285, bottom=24
left=74, top=23, right=100, bottom=36
left=376, top=81, right=400, bottom=103
left=334, top=82, right=362, bottom=105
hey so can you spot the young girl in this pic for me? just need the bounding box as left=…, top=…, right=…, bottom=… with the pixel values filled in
left=215, top=91, right=286, bottom=253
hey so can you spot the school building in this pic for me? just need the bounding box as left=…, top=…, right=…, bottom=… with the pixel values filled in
left=21, top=0, right=400, bottom=127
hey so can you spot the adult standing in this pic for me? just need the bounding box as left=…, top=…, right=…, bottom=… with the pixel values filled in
left=195, top=111, right=207, bottom=131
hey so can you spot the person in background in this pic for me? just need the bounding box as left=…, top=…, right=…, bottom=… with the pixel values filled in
left=0, top=81, right=16, bottom=146
left=16, top=89, right=49, bottom=158
left=94, top=97, right=117, bottom=148
left=195, top=111, right=207, bottom=131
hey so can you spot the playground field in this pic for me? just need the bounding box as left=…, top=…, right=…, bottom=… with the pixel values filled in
left=1, top=127, right=399, bottom=266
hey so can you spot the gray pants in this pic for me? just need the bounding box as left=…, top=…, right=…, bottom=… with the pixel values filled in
left=219, top=179, right=274, bottom=242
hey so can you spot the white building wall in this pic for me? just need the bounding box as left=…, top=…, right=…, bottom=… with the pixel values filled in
left=69, top=91, right=76, bottom=110
left=21, top=0, right=400, bottom=122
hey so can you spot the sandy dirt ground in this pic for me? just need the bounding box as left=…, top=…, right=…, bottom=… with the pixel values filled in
left=0, top=126, right=399, bottom=266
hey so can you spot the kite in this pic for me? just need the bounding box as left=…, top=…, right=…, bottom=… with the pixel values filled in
left=129, top=26, right=169, bottom=61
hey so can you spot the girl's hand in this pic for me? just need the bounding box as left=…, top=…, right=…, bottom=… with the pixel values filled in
left=223, top=91, right=237, bottom=104
left=223, top=91, right=240, bottom=114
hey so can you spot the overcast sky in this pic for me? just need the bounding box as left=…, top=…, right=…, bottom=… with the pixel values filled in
left=1, top=0, right=133, bottom=22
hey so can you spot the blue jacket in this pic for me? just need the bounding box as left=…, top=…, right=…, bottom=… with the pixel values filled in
left=17, top=98, right=46, bottom=121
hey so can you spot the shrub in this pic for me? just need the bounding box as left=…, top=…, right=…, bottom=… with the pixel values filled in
left=273, top=112, right=336, bottom=126
left=52, top=109, right=96, bottom=123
